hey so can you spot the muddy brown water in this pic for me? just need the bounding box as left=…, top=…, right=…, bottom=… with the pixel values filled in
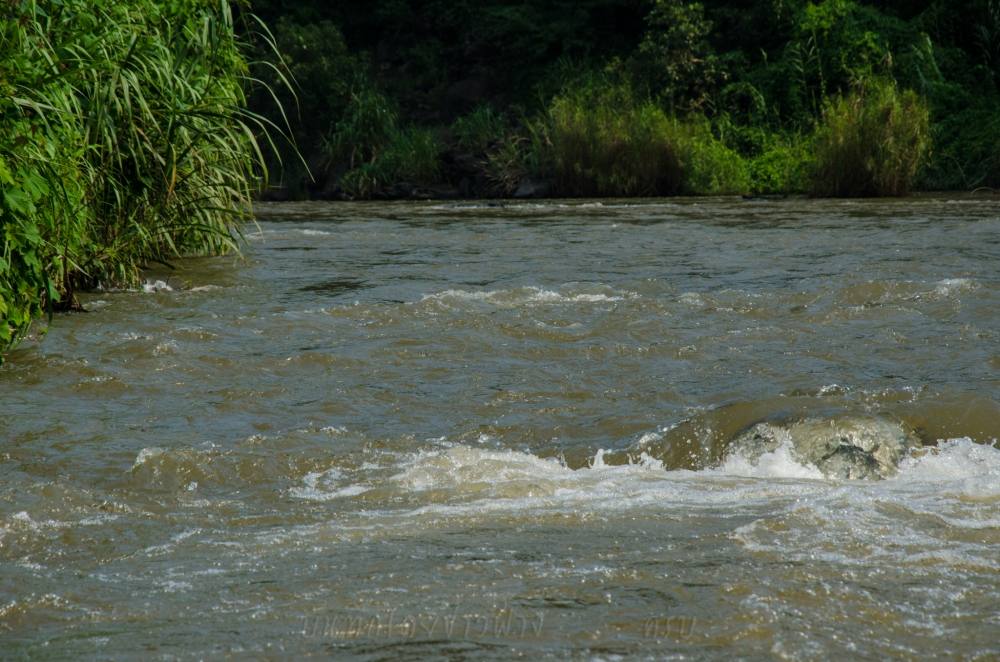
left=1, top=197, right=998, bottom=659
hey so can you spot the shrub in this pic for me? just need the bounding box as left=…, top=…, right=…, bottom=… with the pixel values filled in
left=672, top=119, right=751, bottom=195
left=811, top=79, right=931, bottom=196
left=748, top=135, right=813, bottom=194
left=530, top=78, right=753, bottom=197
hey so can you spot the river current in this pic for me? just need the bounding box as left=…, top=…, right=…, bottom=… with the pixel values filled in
left=2, top=198, right=998, bottom=659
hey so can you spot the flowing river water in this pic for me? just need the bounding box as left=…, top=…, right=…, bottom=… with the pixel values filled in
left=2, top=198, right=999, bottom=659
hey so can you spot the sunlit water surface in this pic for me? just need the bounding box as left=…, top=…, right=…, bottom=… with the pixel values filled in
left=2, top=198, right=999, bottom=659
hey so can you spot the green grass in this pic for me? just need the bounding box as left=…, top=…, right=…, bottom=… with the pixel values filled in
left=532, top=81, right=750, bottom=197
left=451, top=105, right=507, bottom=154
left=541, top=84, right=683, bottom=196
left=811, top=79, right=931, bottom=196
left=1, top=0, right=277, bottom=357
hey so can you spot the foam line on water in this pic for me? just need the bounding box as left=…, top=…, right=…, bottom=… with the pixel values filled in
left=418, top=286, right=635, bottom=307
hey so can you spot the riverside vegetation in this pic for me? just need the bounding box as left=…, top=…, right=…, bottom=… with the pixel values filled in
left=0, top=0, right=279, bottom=357
left=248, top=0, right=997, bottom=200
left=2, top=0, right=997, bottom=356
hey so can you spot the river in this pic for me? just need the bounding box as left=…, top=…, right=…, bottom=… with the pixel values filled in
left=2, top=197, right=998, bottom=659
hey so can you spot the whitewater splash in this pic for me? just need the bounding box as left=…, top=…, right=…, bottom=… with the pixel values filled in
left=418, top=286, right=634, bottom=308
left=288, top=435, right=999, bottom=516
left=724, top=415, right=921, bottom=480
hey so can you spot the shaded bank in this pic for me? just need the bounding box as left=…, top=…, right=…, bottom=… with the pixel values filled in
left=246, top=0, right=1000, bottom=200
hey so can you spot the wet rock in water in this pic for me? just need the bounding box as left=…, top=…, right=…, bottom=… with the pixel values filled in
left=728, top=416, right=921, bottom=479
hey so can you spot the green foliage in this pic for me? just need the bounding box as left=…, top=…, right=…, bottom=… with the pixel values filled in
left=451, top=106, right=507, bottom=154
left=247, top=17, right=362, bottom=197
left=260, top=0, right=650, bottom=119
left=633, top=0, right=725, bottom=112
left=328, top=88, right=399, bottom=170
left=1, top=0, right=273, bottom=357
left=242, top=0, right=1000, bottom=198
left=531, top=78, right=749, bottom=196
left=811, top=79, right=931, bottom=196
left=240, top=0, right=1000, bottom=198
left=922, top=101, right=1000, bottom=190
left=480, top=119, right=552, bottom=196
left=339, top=126, right=442, bottom=198
left=673, top=118, right=751, bottom=194
left=539, top=83, right=684, bottom=196
left=330, top=90, right=442, bottom=198
left=734, top=0, right=924, bottom=127
left=748, top=136, right=813, bottom=194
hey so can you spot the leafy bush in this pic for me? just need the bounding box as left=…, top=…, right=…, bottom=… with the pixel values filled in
left=673, top=119, right=751, bottom=195
left=748, top=136, right=813, bottom=194
left=811, top=79, right=931, bottom=196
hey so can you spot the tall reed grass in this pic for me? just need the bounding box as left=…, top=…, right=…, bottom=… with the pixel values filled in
left=327, top=89, right=441, bottom=198
left=1, top=0, right=274, bottom=356
left=536, top=83, right=748, bottom=196
left=545, top=86, right=682, bottom=196
left=811, top=79, right=930, bottom=196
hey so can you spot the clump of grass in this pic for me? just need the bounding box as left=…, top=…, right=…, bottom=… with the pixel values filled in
left=328, top=89, right=441, bottom=198
left=475, top=116, right=550, bottom=196
left=533, top=80, right=750, bottom=196
left=1, top=0, right=279, bottom=357
left=542, top=84, right=684, bottom=196
left=327, top=88, right=399, bottom=172
left=338, top=126, right=441, bottom=198
left=811, top=79, right=931, bottom=196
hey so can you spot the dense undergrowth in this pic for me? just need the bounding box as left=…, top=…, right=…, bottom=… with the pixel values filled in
left=1, top=0, right=273, bottom=356
left=247, top=0, right=1000, bottom=200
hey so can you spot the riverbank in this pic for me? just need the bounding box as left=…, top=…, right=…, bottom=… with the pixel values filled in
left=260, top=77, right=932, bottom=202
left=247, top=1, right=1000, bottom=202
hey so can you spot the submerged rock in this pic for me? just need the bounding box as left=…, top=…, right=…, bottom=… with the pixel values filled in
left=727, top=416, right=921, bottom=479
